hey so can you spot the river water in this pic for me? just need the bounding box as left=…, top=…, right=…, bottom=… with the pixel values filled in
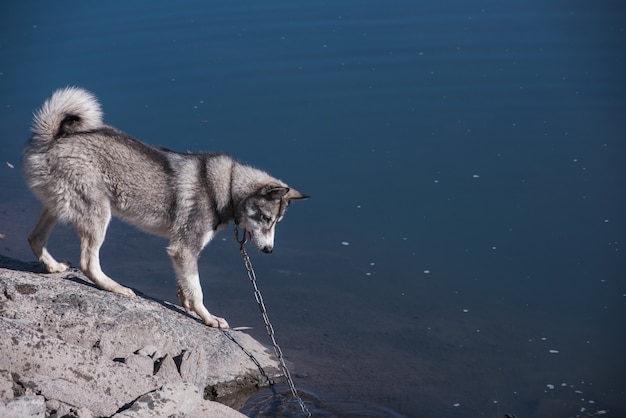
left=1, top=1, right=625, bottom=417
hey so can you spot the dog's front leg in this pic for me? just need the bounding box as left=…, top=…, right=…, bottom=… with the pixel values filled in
left=167, top=244, right=229, bottom=329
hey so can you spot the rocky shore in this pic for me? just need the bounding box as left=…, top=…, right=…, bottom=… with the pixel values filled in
left=0, top=254, right=280, bottom=417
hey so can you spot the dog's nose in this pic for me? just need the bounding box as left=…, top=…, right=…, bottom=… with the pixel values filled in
left=261, top=246, right=273, bottom=254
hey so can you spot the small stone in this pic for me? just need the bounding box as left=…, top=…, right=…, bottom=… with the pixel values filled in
left=45, top=399, right=60, bottom=412
left=136, top=345, right=158, bottom=358
left=76, top=407, right=95, bottom=418
left=124, top=354, right=154, bottom=376
left=154, top=354, right=181, bottom=381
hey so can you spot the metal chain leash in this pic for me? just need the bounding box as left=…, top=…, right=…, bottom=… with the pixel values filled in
left=234, top=226, right=312, bottom=417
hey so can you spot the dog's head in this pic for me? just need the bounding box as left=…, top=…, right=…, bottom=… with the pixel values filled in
left=237, top=185, right=308, bottom=253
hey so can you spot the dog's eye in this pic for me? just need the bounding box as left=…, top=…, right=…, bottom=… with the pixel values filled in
left=261, top=215, right=272, bottom=223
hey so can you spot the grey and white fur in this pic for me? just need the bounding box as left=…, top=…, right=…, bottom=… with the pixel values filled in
left=23, top=87, right=308, bottom=328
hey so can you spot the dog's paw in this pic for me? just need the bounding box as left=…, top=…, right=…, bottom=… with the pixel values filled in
left=46, top=260, right=71, bottom=273
left=112, top=285, right=136, bottom=298
left=206, top=315, right=230, bottom=329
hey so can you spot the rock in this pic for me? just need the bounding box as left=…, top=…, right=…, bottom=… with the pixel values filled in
left=45, top=398, right=94, bottom=418
left=154, top=354, right=182, bottom=382
left=1, top=319, right=142, bottom=416
left=0, top=254, right=280, bottom=417
left=0, top=395, right=46, bottom=418
left=0, top=370, right=13, bottom=403
left=112, top=381, right=247, bottom=418
left=125, top=353, right=155, bottom=376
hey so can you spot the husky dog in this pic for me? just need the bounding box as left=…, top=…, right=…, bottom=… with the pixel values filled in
left=23, top=87, right=308, bottom=328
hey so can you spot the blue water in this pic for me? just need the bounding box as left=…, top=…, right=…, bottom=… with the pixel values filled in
left=1, top=1, right=625, bottom=417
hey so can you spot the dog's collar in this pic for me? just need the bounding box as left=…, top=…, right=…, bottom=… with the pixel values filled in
left=234, top=226, right=252, bottom=250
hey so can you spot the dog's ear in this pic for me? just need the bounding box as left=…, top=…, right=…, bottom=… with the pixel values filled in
left=260, top=185, right=290, bottom=201
left=285, top=188, right=310, bottom=204
left=260, top=185, right=310, bottom=202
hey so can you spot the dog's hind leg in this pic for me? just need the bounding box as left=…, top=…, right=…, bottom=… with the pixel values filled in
left=76, top=206, right=136, bottom=298
left=28, top=207, right=70, bottom=273
left=167, top=243, right=229, bottom=328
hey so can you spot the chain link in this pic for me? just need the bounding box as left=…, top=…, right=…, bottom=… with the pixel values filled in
left=234, top=226, right=311, bottom=417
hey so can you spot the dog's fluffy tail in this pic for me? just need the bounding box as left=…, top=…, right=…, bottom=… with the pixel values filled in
left=31, top=87, right=103, bottom=142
